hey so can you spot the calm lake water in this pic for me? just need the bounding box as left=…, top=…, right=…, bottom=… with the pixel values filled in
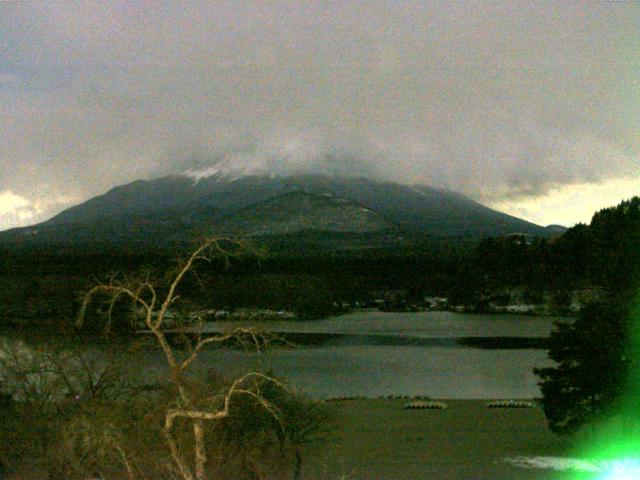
left=204, top=309, right=558, bottom=338
left=1, top=311, right=564, bottom=399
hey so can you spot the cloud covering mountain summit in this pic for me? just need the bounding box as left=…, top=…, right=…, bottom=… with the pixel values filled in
left=0, top=1, right=638, bottom=228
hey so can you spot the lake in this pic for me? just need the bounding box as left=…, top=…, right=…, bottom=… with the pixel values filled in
left=202, top=310, right=558, bottom=338
left=171, top=310, right=561, bottom=399
left=1, top=311, right=565, bottom=399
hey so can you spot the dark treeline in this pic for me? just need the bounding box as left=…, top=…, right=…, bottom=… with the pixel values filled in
left=0, top=238, right=473, bottom=324
left=530, top=201, right=640, bottom=434
left=474, top=196, right=640, bottom=294
left=1, top=197, right=638, bottom=328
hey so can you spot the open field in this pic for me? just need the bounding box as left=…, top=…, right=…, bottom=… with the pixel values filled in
left=303, top=399, right=578, bottom=480
left=0, top=398, right=591, bottom=480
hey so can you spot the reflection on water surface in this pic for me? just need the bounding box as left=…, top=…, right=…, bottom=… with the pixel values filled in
left=1, top=311, right=563, bottom=399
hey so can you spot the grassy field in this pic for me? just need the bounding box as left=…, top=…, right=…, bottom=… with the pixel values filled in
left=3, top=398, right=583, bottom=480
left=302, top=399, right=579, bottom=480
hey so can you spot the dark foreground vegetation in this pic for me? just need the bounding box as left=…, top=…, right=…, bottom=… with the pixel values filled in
left=0, top=341, right=329, bottom=480
left=0, top=239, right=332, bottom=480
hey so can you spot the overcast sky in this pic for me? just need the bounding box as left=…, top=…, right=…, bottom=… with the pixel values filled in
left=1, top=0, right=638, bottom=230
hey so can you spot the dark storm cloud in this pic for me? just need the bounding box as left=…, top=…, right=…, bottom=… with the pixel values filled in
left=0, top=0, right=638, bottom=227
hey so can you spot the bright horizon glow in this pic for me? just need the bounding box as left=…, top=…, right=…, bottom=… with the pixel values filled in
left=0, top=191, right=35, bottom=231
left=490, top=176, right=640, bottom=228
left=0, top=190, right=80, bottom=232
left=0, top=191, right=31, bottom=216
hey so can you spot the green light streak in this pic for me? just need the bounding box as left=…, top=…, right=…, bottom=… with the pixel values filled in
left=564, top=295, right=640, bottom=480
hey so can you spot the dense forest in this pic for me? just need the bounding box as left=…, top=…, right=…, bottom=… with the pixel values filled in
left=476, top=196, right=640, bottom=293
left=0, top=197, right=638, bottom=329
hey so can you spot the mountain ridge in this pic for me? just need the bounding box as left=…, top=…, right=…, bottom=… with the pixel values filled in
left=1, top=174, right=560, bottom=250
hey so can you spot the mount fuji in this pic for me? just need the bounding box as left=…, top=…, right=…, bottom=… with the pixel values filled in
left=0, top=173, right=559, bottom=251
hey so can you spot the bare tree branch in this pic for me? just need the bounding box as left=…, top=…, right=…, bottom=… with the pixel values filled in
left=75, top=237, right=289, bottom=480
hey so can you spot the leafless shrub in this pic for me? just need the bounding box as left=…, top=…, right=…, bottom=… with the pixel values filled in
left=0, top=238, right=329, bottom=480
left=0, top=339, right=157, bottom=478
left=77, top=237, right=314, bottom=480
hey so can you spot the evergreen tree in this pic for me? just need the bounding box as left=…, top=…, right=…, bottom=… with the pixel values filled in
left=535, top=298, right=632, bottom=434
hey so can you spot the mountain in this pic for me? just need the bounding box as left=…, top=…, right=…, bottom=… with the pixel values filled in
left=543, top=224, right=568, bottom=236
left=0, top=174, right=550, bottom=250
left=216, top=191, right=394, bottom=236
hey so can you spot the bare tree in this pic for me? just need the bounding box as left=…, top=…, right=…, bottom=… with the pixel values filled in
left=77, top=238, right=285, bottom=480
left=0, top=338, right=156, bottom=479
